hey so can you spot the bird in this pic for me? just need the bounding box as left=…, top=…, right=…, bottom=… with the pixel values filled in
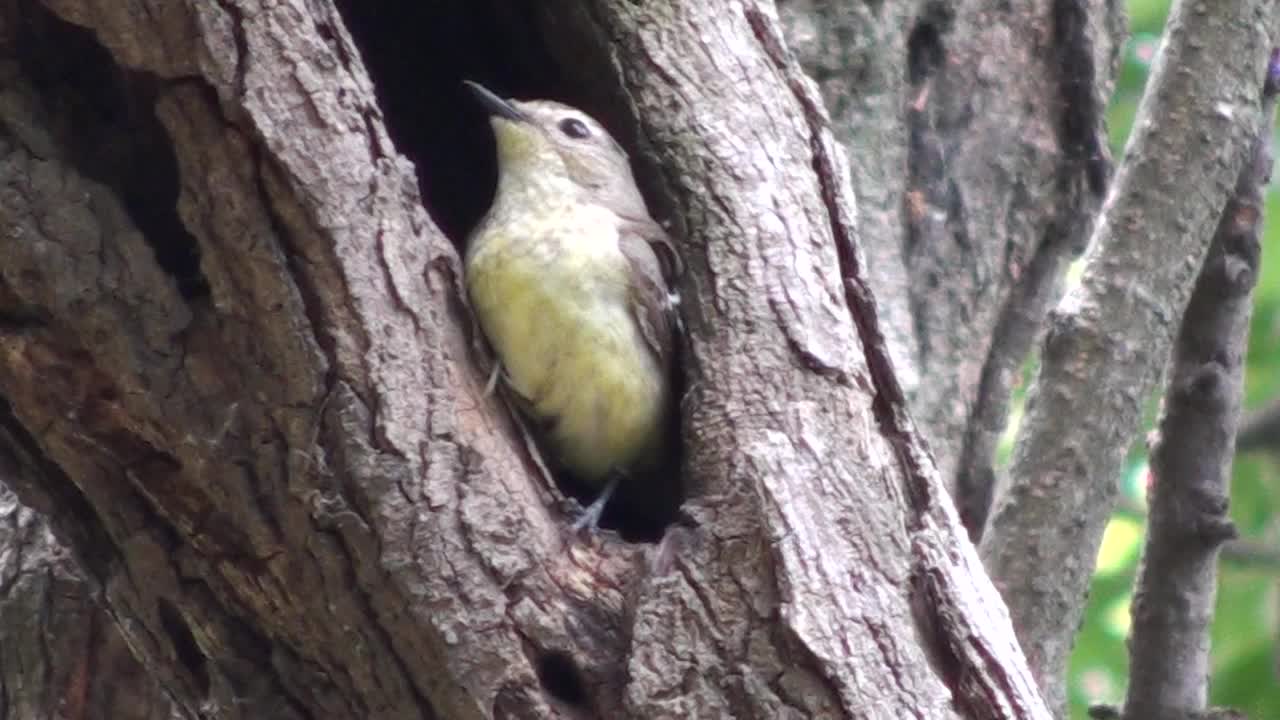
left=463, top=81, right=681, bottom=531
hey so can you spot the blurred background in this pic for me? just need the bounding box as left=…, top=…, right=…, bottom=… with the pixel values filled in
left=1002, top=1, right=1280, bottom=715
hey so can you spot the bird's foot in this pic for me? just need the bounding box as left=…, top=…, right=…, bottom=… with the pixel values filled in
left=484, top=361, right=504, bottom=397
left=570, top=473, right=622, bottom=533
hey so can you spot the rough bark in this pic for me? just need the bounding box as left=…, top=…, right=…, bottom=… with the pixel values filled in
left=1, top=1, right=545, bottom=717
left=0, top=8, right=181, bottom=719
left=780, top=0, right=1125, bottom=541
left=981, top=0, right=1280, bottom=711
left=776, top=0, right=919, bottom=396
left=538, top=2, right=1050, bottom=716
left=0, top=473, right=179, bottom=720
left=0, top=1, right=1052, bottom=720
left=1120, top=50, right=1279, bottom=720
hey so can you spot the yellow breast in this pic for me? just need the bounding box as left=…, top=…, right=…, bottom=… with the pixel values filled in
left=466, top=203, right=668, bottom=482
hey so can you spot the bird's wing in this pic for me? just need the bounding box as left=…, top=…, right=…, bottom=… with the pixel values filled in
left=617, top=217, right=681, bottom=370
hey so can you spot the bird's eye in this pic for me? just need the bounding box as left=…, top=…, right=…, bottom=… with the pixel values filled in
left=558, top=117, right=591, bottom=139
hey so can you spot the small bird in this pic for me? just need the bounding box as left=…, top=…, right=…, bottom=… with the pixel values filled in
left=463, top=81, right=681, bottom=531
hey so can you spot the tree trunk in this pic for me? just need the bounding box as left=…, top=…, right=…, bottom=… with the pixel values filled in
left=779, top=0, right=1126, bottom=544
left=5, top=0, right=1259, bottom=718
left=0, top=477, right=179, bottom=720
left=0, top=0, right=1051, bottom=717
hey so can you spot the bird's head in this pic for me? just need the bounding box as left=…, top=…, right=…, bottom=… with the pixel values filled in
left=465, top=81, right=647, bottom=215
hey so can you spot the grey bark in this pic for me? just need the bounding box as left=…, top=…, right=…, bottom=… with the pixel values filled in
left=0, top=1, right=1052, bottom=720
left=777, top=0, right=919, bottom=396
left=780, top=0, right=1125, bottom=541
left=1, top=1, right=543, bottom=717
left=1121, top=50, right=1279, bottom=720
left=981, top=0, right=1280, bottom=711
left=0, top=470, right=179, bottom=720
left=0, top=8, right=181, bottom=720
left=539, top=2, right=1051, bottom=716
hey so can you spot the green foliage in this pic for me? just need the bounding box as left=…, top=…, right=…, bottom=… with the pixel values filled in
left=1065, top=0, right=1280, bottom=716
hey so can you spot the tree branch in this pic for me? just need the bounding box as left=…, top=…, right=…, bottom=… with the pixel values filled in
left=980, top=0, right=1280, bottom=710
left=1121, top=47, right=1280, bottom=720
left=954, top=0, right=1125, bottom=540
left=1236, top=395, right=1280, bottom=452
left=1117, top=497, right=1280, bottom=572
left=1221, top=537, right=1280, bottom=571
left=781, top=1, right=1126, bottom=542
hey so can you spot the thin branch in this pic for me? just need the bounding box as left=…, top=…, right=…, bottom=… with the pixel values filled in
left=1236, top=395, right=1280, bottom=452
left=1122, top=50, right=1279, bottom=718
left=955, top=0, right=1124, bottom=542
left=1221, top=538, right=1280, bottom=572
left=1116, top=497, right=1280, bottom=572
left=979, top=0, right=1280, bottom=709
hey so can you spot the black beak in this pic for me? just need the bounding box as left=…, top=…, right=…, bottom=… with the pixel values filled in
left=464, top=81, right=529, bottom=123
